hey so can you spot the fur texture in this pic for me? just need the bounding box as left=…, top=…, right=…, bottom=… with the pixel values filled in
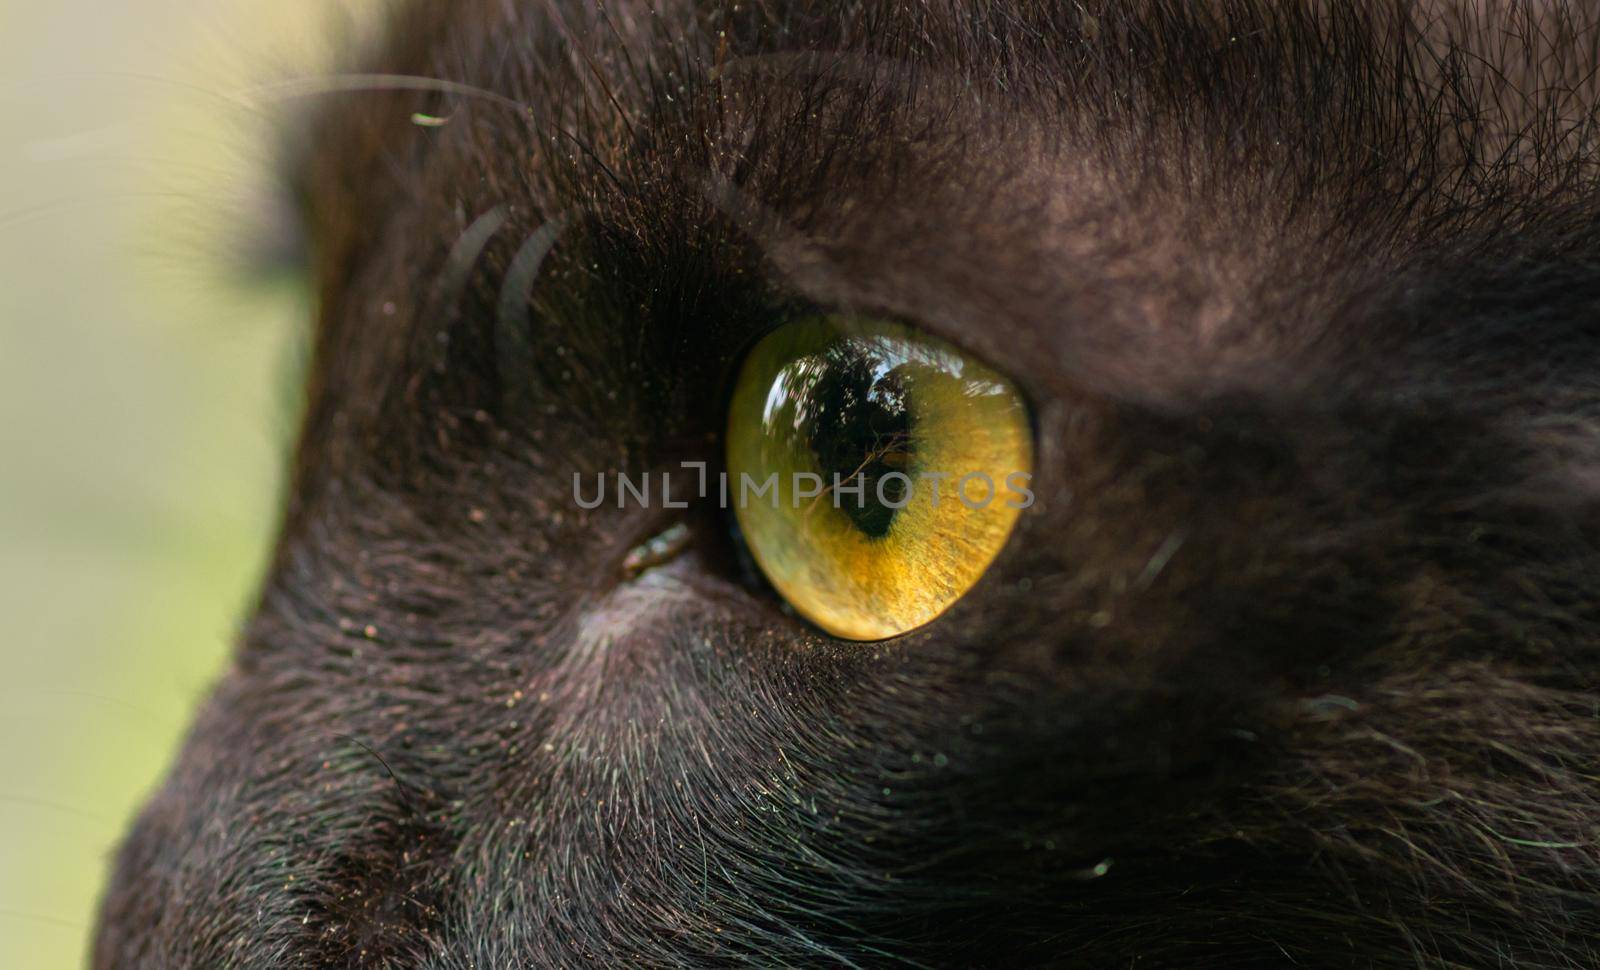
left=96, top=1, right=1600, bottom=966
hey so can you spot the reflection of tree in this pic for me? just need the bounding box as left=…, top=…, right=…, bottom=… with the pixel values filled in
left=796, top=344, right=916, bottom=538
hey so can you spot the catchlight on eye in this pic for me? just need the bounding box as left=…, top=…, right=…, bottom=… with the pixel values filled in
left=726, top=316, right=1033, bottom=641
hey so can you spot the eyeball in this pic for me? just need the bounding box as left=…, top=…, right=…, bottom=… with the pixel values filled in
left=726, top=316, right=1033, bottom=640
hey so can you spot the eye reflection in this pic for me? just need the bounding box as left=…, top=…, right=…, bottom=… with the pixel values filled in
left=727, top=316, right=1033, bottom=641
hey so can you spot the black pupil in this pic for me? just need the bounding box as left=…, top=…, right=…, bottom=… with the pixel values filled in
left=805, top=342, right=915, bottom=538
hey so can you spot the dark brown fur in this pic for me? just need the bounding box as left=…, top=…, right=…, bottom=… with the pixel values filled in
left=96, top=1, right=1600, bottom=966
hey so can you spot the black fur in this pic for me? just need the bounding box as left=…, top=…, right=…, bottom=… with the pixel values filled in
left=96, top=1, right=1600, bottom=966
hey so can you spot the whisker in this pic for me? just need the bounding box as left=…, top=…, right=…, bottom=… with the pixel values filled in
left=20, top=123, right=135, bottom=164
left=1, top=70, right=261, bottom=115
left=438, top=206, right=510, bottom=311
left=0, top=793, right=114, bottom=826
left=698, top=170, right=861, bottom=307
left=0, top=192, right=192, bottom=232
left=404, top=205, right=511, bottom=391
left=0, top=909, right=83, bottom=932
left=7, top=688, right=173, bottom=732
left=699, top=171, right=811, bottom=260
left=19, top=152, right=261, bottom=183
left=332, top=734, right=423, bottom=818
left=708, top=50, right=940, bottom=96
left=242, top=73, right=532, bottom=117
left=494, top=213, right=572, bottom=388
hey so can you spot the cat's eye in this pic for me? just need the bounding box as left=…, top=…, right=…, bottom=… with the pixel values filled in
left=726, top=315, right=1033, bottom=640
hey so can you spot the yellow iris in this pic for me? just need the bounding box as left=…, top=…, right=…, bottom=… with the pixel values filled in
left=726, top=316, right=1033, bottom=640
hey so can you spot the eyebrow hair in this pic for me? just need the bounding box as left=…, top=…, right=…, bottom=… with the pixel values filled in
left=284, top=0, right=1600, bottom=366
left=295, top=0, right=1600, bottom=236
left=273, top=0, right=1600, bottom=494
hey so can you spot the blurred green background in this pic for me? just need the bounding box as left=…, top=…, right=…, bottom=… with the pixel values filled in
left=0, top=1, right=330, bottom=964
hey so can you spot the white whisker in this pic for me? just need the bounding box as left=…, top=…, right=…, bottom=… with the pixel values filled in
left=242, top=73, right=532, bottom=117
